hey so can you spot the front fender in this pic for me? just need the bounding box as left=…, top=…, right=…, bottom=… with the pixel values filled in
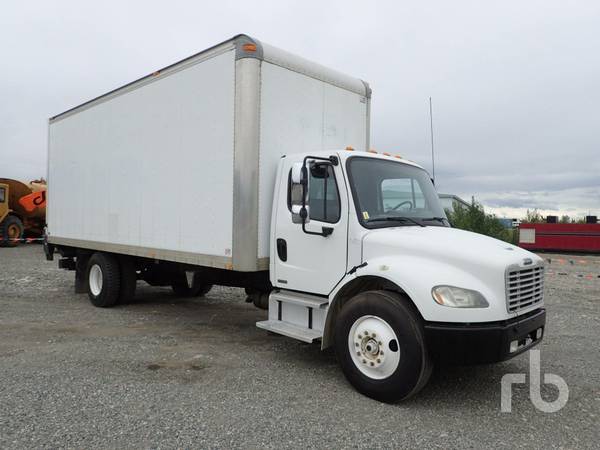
left=331, top=255, right=513, bottom=323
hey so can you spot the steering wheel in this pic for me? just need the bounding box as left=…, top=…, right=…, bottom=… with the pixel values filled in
left=390, top=200, right=413, bottom=211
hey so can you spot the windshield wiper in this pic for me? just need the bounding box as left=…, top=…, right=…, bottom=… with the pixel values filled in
left=366, top=216, right=426, bottom=227
left=421, top=217, right=447, bottom=223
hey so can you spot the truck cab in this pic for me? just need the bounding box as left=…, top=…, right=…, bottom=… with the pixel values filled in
left=258, top=149, right=545, bottom=401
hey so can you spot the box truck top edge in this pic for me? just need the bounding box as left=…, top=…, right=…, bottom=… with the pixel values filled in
left=48, top=34, right=370, bottom=124
left=259, top=42, right=370, bottom=98
left=48, top=35, right=243, bottom=123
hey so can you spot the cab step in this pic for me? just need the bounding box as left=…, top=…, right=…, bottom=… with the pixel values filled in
left=256, top=320, right=322, bottom=343
left=256, top=289, right=329, bottom=343
left=270, top=290, right=328, bottom=309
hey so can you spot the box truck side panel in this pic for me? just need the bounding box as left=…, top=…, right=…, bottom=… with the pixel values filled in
left=48, top=49, right=236, bottom=266
left=257, top=61, right=368, bottom=259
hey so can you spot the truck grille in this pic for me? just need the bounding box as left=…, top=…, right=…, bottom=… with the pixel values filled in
left=506, top=265, right=544, bottom=312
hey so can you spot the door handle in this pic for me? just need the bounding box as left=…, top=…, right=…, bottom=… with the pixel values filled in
left=276, top=238, right=287, bottom=261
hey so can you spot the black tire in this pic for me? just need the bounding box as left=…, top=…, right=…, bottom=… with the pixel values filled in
left=244, top=288, right=269, bottom=310
left=117, top=256, right=137, bottom=303
left=171, top=272, right=212, bottom=297
left=334, top=290, right=432, bottom=402
left=1, top=215, right=24, bottom=247
left=86, top=253, right=121, bottom=307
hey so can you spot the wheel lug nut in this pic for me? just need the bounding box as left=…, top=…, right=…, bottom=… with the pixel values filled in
left=355, top=342, right=359, bottom=347
left=370, top=362, right=374, bottom=366
left=372, top=333, right=376, bottom=337
left=377, top=359, right=381, bottom=363
left=362, top=359, right=366, bottom=364
left=356, top=352, right=361, bottom=356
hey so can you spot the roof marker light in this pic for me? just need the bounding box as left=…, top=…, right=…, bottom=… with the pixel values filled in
left=367, top=149, right=377, bottom=154
left=383, top=152, right=391, bottom=156
left=243, top=43, right=257, bottom=52
left=345, top=146, right=354, bottom=151
left=395, top=155, right=403, bottom=159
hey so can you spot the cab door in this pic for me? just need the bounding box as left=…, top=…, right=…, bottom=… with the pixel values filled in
left=272, top=156, right=349, bottom=295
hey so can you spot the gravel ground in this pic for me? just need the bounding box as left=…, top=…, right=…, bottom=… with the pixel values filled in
left=0, top=246, right=598, bottom=449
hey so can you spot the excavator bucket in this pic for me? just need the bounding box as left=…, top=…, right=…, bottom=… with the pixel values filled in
left=19, top=190, right=46, bottom=213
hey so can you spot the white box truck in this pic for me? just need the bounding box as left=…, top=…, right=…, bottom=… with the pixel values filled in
left=46, top=35, right=546, bottom=401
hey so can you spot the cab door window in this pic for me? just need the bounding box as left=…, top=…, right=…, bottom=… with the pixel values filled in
left=308, top=164, right=340, bottom=223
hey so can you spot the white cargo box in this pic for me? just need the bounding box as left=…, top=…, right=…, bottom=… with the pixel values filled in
left=47, top=34, right=371, bottom=271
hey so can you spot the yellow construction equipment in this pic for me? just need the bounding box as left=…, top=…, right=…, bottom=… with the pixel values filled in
left=0, top=178, right=46, bottom=246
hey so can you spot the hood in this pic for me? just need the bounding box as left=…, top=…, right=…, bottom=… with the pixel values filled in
left=362, top=226, right=542, bottom=272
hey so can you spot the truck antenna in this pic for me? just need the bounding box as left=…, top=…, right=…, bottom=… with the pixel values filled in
left=429, top=97, right=435, bottom=183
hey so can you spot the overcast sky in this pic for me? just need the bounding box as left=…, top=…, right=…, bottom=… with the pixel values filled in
left=1, top=0, right=598, bottom=219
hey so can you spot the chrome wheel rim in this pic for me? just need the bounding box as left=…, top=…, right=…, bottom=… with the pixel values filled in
left=348, top=315, right=400, bottom=379
left=89, top=264, right=103, bottom=296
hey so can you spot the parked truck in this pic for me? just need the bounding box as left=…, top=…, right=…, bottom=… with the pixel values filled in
left=45, top=35, right=546, bottom=401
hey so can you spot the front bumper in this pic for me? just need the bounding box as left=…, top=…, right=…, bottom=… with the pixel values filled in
left=424, top=308, right=546, bottom=364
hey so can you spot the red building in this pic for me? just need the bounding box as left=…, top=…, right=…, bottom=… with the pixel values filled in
left=519, top=223, right=600, bottom=253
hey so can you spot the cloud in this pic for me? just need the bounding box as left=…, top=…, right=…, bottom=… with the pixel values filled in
left=1, top=0, right=598, bottom=219
left=475, top=187, right=600, bottom=218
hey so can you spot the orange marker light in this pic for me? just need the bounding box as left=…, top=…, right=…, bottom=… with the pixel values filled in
left=395, top=155, right=402, bottom=159
left=367, top=149, right=377, bottom=154
left=432, top=291, right=445, bottom=305
left=345, top=146, right=354, bottom=151
left=243, top=43, right=257, bottom=52
left=383, top=152, right=391, bottom=156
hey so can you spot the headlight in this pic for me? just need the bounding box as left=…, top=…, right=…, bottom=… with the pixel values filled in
left=432, top=286, right=489, bottom=308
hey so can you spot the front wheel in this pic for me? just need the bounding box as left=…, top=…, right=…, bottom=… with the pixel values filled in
left=1, top=215, right=24, bottom=247
left=334, top=290, right=432, bottom=402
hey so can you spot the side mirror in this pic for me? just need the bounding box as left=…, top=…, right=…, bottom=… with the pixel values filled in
left=291, top=205, right=310, bottom=224
left=291, top=162, right=304, bottom=184
left=290, top=162, right=310, bottom=224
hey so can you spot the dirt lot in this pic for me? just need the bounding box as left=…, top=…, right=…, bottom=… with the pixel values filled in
left=0, top=246, right=598, bottom=449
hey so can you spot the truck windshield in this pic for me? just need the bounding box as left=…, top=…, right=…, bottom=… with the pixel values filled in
left=347, top=157, right=447, bottom=228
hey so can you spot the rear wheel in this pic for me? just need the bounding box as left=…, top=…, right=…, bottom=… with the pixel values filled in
left=1, top=215, right=24, bottom=247
left=171, top=272, right=212, bottom=297
left=334, top=290, right=432, bottom=402
left=245, top=288, right=269, bottom=310
left=86, top=253, right=121, bottom=307
left=117, top=256, right=137, bottom=303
